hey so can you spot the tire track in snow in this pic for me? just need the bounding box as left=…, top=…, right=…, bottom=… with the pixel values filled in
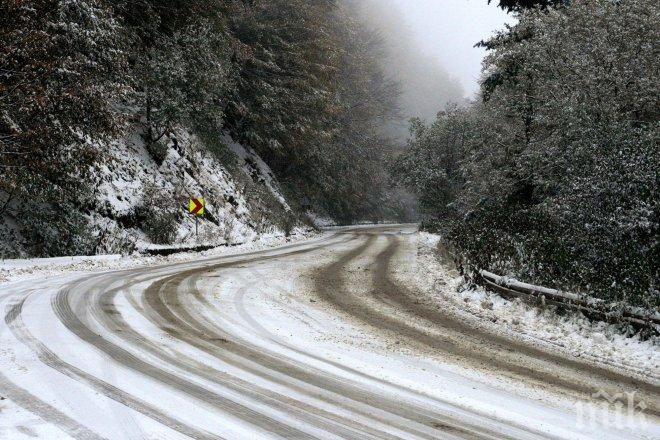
left=44, top=232, right=403, bottom=439
left=0, top=371, right=104, bottom=440
left=3, top=225, right=656, bottom=439
left=52, top=276, right=317, bottom=439
left=4, top=295, right=223, bottom=440
left=92, top=273, right=400, bottom=438
left=374, top=234, right=660, bottom=415
left=135, top=235, right=449, bottom=439
left=312, top=231, right=660, bottom=418
left=123, top=230, right=523, bottom=438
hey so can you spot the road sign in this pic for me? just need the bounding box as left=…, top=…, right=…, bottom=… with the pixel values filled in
left=189, top=198, right=205, bottom=216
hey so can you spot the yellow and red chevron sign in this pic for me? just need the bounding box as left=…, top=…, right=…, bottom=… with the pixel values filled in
left=188, top=197, right=205, bottom=215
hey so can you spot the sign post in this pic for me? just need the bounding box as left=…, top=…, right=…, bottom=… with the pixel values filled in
left=188, top=197, right=205, bottom=242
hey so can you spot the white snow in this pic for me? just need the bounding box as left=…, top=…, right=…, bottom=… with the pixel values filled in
left=0, top=127, right=297, bottom=259
left=403, top=232, right=659, bottom=377
left=221, top=132, right=290, bottom=210
left=0, top=227, right=317, bottom=285
left=305, top=212, right=336, bottom=228
left=186, top=231, right=658, bottom=439
left=90, top=129, right=270, bottom=250
left=0, top=227, right=658, bottom=439
left=0, top=254, right=122, bottom=270
left=0, top=397, right=75, bottom=440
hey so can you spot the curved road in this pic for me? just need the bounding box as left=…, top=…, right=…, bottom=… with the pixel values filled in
left=0, top=225, right=658, bottom=439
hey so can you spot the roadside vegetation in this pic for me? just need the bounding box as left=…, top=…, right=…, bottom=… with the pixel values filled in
left=0, top=0, right=407, bottom=256
left=395, top=0, right=658, bottom=309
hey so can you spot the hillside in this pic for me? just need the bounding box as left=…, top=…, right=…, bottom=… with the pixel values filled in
left=0, top=129, right=299, bottom=258
left=0, top=0, right=414, bottom=258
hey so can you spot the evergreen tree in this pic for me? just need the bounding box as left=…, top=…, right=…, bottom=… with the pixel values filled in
left=398, top=0, right=659, bottom=308
left=489, top=0, right=563, bottom=13
left=0, top=0, right=126, bottom=255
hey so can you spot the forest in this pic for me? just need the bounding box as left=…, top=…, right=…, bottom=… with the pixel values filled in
left=396, top=0, right=658, bottom=308
left=1, top=0, right=657, bottom=308
left=1, top=0, right=415, bottom=255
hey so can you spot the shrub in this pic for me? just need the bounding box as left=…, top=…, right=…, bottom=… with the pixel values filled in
left=138, top=182, right=181, bottom=245
left=399, top=0, right=659, bottom=309
left=146, top=138, right=170, bottom=165
left=19, top=204, right=96, bottom=257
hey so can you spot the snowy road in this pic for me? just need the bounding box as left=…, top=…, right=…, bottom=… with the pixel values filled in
left=1, top=225, right=658, bottom=439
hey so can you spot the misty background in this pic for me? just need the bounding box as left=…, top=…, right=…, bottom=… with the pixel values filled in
left=347, top=0, right=514, bottom=138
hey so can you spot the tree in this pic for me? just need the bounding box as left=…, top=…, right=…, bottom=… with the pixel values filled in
left=0, top=0, right=126, bottom=255
left=135, top=19, right=234, bottom=150
left=225, top=0, right=402, bottom=223
left=489, top=0, right=564, bottom=13
left=398, top=0, right=659, bottom=308
left=226, top=0, right=339, bottom=163
left=1, top=0, right=414, bottom=256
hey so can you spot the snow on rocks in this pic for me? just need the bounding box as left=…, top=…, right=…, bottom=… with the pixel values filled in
left=221, top=132, right=290, bottom=211
left=88, top=128, right=292, bottom=253
left=400, top=231, right=659, bottom=377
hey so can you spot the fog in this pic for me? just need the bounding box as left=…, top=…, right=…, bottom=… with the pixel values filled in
left=348, top=0, right=514, bottom=135
left=388, top=0, right=515, bottom=97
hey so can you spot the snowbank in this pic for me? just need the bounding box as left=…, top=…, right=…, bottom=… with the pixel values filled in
left=90, top=129, right=292, bottom=252
left=400, top=232, right=659, bottom=377
left=0, top=227, right=317, bottom=285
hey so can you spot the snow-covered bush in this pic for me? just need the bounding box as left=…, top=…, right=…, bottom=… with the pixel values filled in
left=397, top=0, right=659, bottom=309
left=145, top=138, right=169, bottom=165
left=138, top=182, right=182, bottom=245
left=19, top=204, right=96, bottom=257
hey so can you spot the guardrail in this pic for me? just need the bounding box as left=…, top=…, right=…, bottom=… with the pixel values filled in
left=478, top=269, right=660, bottom=330
left=141, top=242, right=245, bottom=256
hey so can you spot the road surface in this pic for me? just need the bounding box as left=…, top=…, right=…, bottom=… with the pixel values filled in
left=0, top=225, right=658, bottom=439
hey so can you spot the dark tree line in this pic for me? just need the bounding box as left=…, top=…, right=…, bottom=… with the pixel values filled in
left=396, top=0, right=658, bottom=309
left=1, top=0, right=403, bottom=255
left=489, top=0, right=564, bottom=12
left=0, top=0, right=126, bottom=255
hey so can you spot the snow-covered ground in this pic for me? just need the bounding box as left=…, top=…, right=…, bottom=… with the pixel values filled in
left=91, top=129, right=293, bottom=251
left=1, top=127, right=296, bottom=259
left=0, top=226, right=657, bottom=439
left=0, top=227, right=316, bottom=285
left=399, top=232, right=659, bottom=377
left=221, top=132, right=290, bottom=211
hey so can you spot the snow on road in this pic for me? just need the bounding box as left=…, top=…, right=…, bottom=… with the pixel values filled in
left=0, top=228, right=314, bottom=284
left=0, top=225, right=658, bottom=439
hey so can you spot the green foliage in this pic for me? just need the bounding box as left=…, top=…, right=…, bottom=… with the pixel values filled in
left=227, top=0, right=338, bottom=159
left=195, top=129, right=239, bottom=171
left=18, top=204, right=97, bottom=257
left=146, top=138, right=169, bottom=165
left=133, top=18, right=234, bottom=144
left=142, top=212, right=179, bottom=245
left=0, top=0, right=126, bottom=256
left=398, top=0, right=659, bottom=308
left=0, top=0, right=124, bottom=198
left=138, top=181, right=182, bottom=245
left=225, top=0, right=401, bottom=223
left=119, top=0, right=400, bottom=224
